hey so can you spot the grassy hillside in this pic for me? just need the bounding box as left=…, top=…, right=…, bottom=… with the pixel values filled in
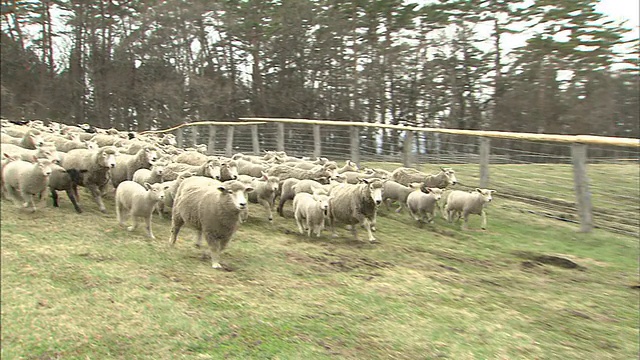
left=1, top=172, right=638, bottom=359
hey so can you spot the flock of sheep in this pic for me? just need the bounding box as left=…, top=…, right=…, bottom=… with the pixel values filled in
left=1, top=119, right=496, bottom=269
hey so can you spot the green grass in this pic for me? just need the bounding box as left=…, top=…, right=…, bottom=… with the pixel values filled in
left=1, top=168, right=639, bottom=359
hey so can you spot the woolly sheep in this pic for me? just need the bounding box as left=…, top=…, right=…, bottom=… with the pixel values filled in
left=293, top=191, right=332, bottom=237
left=246, top=173, right=280, bottom=222
left=155, top=172, right=194, bottom=218
left=406, top=187, right=444, bottom=224
left=340, top=171, right=387, bottom=185
left=1, top=143, right=60, bottom=163
left=162, top=158, right=221, bottom=181
left=48, top=164, right=88, bottom=213
left=173, top=150, right=209, bottom=166
left=110, top=146, right=159, bottom=187
left=392, top=167, right=458, bottom=189
left=277, top=178, right=327, bottom=217
left=336, top=160, right=359, bottom=174
left=115, top=181, right=168, bottom=238
left=380, top=180, right=418, bottom=213
left=237, top=159, right=268, bottom=178
left=219, top=159, right=239, bottom=181
left=444, top=188, right=496, bottom=230
left=132, top=161, right=167, bottom=185
left=169, top=179, right=254, bottom=269
left=328, top=178, right=385, bottom=242
left=61, top=146, right=119, bottom=213
left=266, top=163, right=334, bottom=182
left=1, top=129, right=44, bottom=149
left=2, top=158, right=54, bottom=212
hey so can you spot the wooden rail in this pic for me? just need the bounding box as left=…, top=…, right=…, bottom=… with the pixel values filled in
left=139, top=120, right=266, bottom=135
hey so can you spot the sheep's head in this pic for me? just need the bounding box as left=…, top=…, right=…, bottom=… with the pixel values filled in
left=152, top=162, right=166, bottom=176
left=144, top=147, right=159, bottom=164
left=99, top=147, right=118, bottom=168
left=85, top=140, right=99, bottom=150
left=144, top=182, right=168, bottom=202
left=218, top=180, right=254, bottom=211
left=360, top=178, right=386, bottom=206
left=425, top=187, right=444, bottom=201
left=345, top=160, right=359, bottom=172
left=313, top=192, right=331, bottom=216
left=222, top=160, right=238, bottom=180
left=261, top=172, right=280, bottom=192
left=475, top=188, right=495, bottom=203
left=206, top=160, right=222, bottom=180
left=30, top=133, right=45, bottom=147
left=441, top=167, right=458, bottom=186
left=34, top=158, right=53, bottom=177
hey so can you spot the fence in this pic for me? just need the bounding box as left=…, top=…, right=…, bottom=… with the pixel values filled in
left=152, top=118, right=639, bottom=236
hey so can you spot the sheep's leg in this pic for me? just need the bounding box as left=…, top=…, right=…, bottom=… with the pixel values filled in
left=295, top=214, right=305, bottom=235
left=462, top=211, right=470, bottom=230
left=207, top=236, right=223, bottom=269
left=277, top=197, right=287, bottom=217
left=362, top=218, right=376, bottom=242
left=259, top=198, right=273, bottom=222
left=127, top=213, right=139, bottom=232
left=88, top=185, right=107, bottom=213
left=370, top=211, right=377, bottom=232
left=394, top=201, right=404, bottom=213
left=6, top=186, right=22, bottom=207
left=480, top=209, right=487, bottom=230
left=23, top=193, right=36, bottom=212
left=144, top=215, right=155, bottom=239
left=195, top=231, right=204, bottom=248
left=116, top=201, right=124, bottom=225
left=72, top=185, right=80, bottom=203
left=383, top=198, right=392, bottom=211
left=169, top=217, right=184, bottom=246
left=51, top=189, right=60, bottom=207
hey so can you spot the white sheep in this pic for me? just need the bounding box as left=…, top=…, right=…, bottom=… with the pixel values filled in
left=115, top=181, right=169, bottom=239
left=1, top=143, right=60, bottom=163
left=277, top=178, right=325, bottom=217
left=444, top=188, right=496, bottom=230
left=246, top=173, right=280, bottom=222
left=392, top=167, right=458, bottom=189
left=61, top=146, right=119, bottom=213
left=162, top=158, right=221, bottom=181
left=154, top=172, right=194, bottom=219
left=266, top=163, right=334, bottom=182
left=406, top=187, right=444, bottom=224
left=328, top=178, right=385, bottom=242
left=169, top=179, right=254, bottom=269
left=293, top=191, right=331, bottom=237
left=2, top=158, right=54, bottom=212
left=132, top=161, right=167, bottom=185
left=1, top=129, right=45, bottom=149
left=110, top=146, right=159, bottom=187
left=237, top=159, right=269, bottom=177
left=381, top=180, right=415, bottom=213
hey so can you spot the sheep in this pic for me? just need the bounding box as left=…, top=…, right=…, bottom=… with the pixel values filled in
left=1, top=129, right=45, bottom=149
left=406, top=187, right=445, bottom=224
left=2, top=158, right=54, bottom=212
left=444, top=188, right=496, bottom=230
left=246, top=173, right=280, bottom=222
left=162, top=158, right=221, bottom=181
left=155, top=172, right=194, bottom=218
left=237, top=159, right=268, bottom=178
left=61, top=146, right=119, bottom=213
left=277, top=178, right=326, bottom=217
left=174, top=150, right=209, bottom=166
left=391, top=167, right=458, bottom=189
left=381, top=180, right=416, bottom=213
left=132, top=161, right=167, bottom=185
left=327, top=178, right=385, bottom=242
left=1, top=143, right=60, bottom=163
left=293, top=191, right=332, bottom=237
left=336, top=160, right=359, bottom=174
left=169, top=179, right=254, bottom=269
left=266, top=163, right=334, bottom=182
left=219, top=159, right=239, bottom=181
left=340, top=171, right=387, bottom=185
left=115, top=181, right=168, bottom=239
left=110, top=146, right=159, bottom=187
left=48, top=164, right=88, bottom=213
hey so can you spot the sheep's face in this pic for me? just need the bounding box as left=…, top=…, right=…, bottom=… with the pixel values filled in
left=101, top=150, right=118, bottom=168
left=153, top=163, right=165, bottom=176
left=218, top=182, right=254, bottom=210
left=36, top=159, right=53, bottom=177
left=85, top=140, right=99, bottom=150
left=362, top=179, right=385, bottom=205
left=426, top=187, right=444, bottom=201
left=224, top=161, right=238, bottom=180
left=475, top=188, right=495, bottom=203
left=345, top=160, right=358, bottom=172
left=145, top=183, right=168, bottom=202
left=207, top=162, right=222, bottom=180
left=39, top=148, right=60, bottom=164
left=145, top=148, right=159, bottom=164
left=442, top=168, right=458, bottom=186
left=314, top=194, right=331, bottom=216
left=31, top=134, right=45, bottom=147
left=266, top=176, right=280, bottom=193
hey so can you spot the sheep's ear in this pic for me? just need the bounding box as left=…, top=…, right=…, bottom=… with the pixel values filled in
left=217, top=186, right=227, bottom=193
left=489, top=190, right=496, bottom=194
left=164, top=185, right=170, bottom=190
left=32, top=155, right=38, bottom=162
left=245, top=186, right=254, bottom=193
left=359, top=178, right=370, bottom=184
left=475, top=188, right=482, bottom=193
left=144, top=182, right=152, bottom=190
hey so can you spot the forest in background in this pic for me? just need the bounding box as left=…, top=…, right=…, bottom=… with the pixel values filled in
left=1, top=0, right=638, bottom=151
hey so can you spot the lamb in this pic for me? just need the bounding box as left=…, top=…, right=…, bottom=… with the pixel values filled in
left=266, top=163, right=334, bottom=182
left=327, top=178, right=385, bottom=242
left=115, top=181, right=168, bottom=239
left=132, top=161, right=167, bottom=185
left=219, top=159, right=239, bottom=181
left=155, top=172, right=194, bottom=218
left=444, top=188, right=496, bottom=230
left=173, top=150, right=209, bottom=166
left=2, top=158, right=54, bottom=212
left=110, top=146, right=159, bottom=187
left=391, top=167, right=458, bottom=189
left=406, top=187, right=445, bottom=224
left=293, top=191, right=331, bottom=237
left=246, top=173, right=280, bottom=222
left=169, top=179, right=254, bottom=269
left=237, top=159, right=269, bottom=178
left=48, top=164, right=88, bottom=213
left=336, top=160, right=359, bottom=174
left=1, top=143, right=60, bottom=163
left=277, top=178, right=325, bottom=217
left=341, top=171, right=387, bottom=185
left=381, top=180, right=416, bottom=213
left=61, top=146, right=119, bottom=213
left=162, top=159, right=221, bottom=181
left=1, top=129, right=45, bottom=149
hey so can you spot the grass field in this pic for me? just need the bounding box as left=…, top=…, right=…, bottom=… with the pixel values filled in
left=1, top=165, right=638, bottom=359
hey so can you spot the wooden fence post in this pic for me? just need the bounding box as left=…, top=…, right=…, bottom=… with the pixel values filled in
left=571, top=143, right=593, bottom=232
left=191, top=126, right=198, bottom=147
left=225, top=126, right=234, bottom=157
left=402, top=131, right=415, bottom=168
left=208, top=126, right=216, bottom=155
left=479, top=137, right=490, bottom=187
left=176, top=127, right=184, bottom=148
left=350, top=126, right=360, bottom=166
left=276, top=123, right=285, bottom=152
left=251, top=125, right=260, bottom=155
left=313, top=125, right=321, bottom=159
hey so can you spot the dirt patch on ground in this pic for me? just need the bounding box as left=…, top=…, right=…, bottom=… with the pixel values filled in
left=513, top=250, right=587, bottom=271
left=286, top=251, right=394, bottom=275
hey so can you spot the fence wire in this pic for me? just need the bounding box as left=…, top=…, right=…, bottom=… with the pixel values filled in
left=174, top=123, right=639, bottom=236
